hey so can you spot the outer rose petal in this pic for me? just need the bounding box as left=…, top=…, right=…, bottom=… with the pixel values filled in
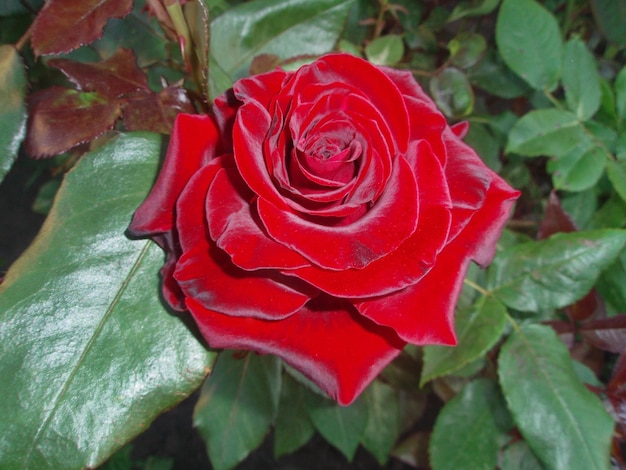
left=356, top=175, right=519, bottom=343
left=150, top=232, right=185, bottom=311
left=129, top=114, right=218, bottom=236
left=185, top=296, right=406, bottom=405
left=174, top=164, right=310, bottom=319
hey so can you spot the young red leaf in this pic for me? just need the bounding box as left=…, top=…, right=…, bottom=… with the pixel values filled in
left=26, top=86, right=122, bottom=157
left=122, top=86, right=194, bottom=135
left=48, top=49, right=149, bottom=99
left=609, top=350, right=626, bottom=394
left=580, top=315, right=626, bottom=353
left=31, top=0, right=133, bottom=56
left=537, top=191, right=578, bottom=239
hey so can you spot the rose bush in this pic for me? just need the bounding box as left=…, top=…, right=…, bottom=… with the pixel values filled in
left=129, top=53, right=519, bottom=405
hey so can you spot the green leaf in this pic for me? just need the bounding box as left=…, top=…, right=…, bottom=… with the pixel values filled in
left=586, top=193, right=626, bottom=229
left=365, top=34, right=404, bottom=66
left=468, top=50, right=529, bottom=99
left=607, top=158, right=626, bottom=202
left=194, top=351, right=281, bottom=470
left=360, top=381, right=401, bottom=465
left=430, top=67, right=474, bottom=118
left=448, top=0, right=500, bottom=23
left=489, top=229, right=626, bottom=312
left=464, top=122, right=502, bottom=171
left=0, top=45, right=27, bottom=184
left=210, top=0, right=354, bottom=86
left=597, top=250, right=626, bottom=314
left=499, top=324, right=614, bottom=470
left=305, top=391, right=368, bottom=461
left=448, top=32, right=487, bottom=69
left=616, top=66, right=626, bottom=127
left=499, top=441, right=544, bottom=470
left=590, top=0, right=626, bottom=46
left=273, top=372, right=316, bottom=458
left=0, top=133, right=214, bottom=469
left=547, top=142, right=606, bottom=192
left=421, top=296, right=507, bottom=385
left=506, top=109, right=587, bottom=157
left=562, top=37, right=601, bottom=121
left=496, top=0, right=562, bottom=91
left=430, top=379, right=509, bottom=470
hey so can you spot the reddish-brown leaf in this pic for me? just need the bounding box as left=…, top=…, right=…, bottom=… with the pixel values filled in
left=31, top=0, right=133, bottom=56
left=48, top=49, right=149, bottom=99
left=26, top=86, right=122, bottom=157
left=609, top=350, right=626, bottom=394
left=580, top=315, right=626, bottom=354
left=537, top=190, right=578, bottom=239
left=122, top=86, right=194, bottom=134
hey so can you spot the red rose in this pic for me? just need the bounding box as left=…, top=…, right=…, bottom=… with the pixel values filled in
left=129, top=53, right=519, bottom=405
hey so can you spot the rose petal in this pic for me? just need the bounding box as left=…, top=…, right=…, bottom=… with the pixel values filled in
left=356, top=171, right=519, bottom=342
left=443, top=128, right=516, bottom=247
left=354, top=245, right=467, bottom=345
left=206, top=167, right=311, bottom=270
left=286, top=143, right=451, bottom=296
left=285, top=54, right=410, bottom=155
left=185, top=296, right=406, bottom=405
left=174, top=165, right=310, bottom=319
left=258, top=156, right=419, bottom=270
left=129, top=113, right=219, bottom=236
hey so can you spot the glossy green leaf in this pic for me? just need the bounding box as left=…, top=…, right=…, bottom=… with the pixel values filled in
left=365, top=34, right=404, bottom=66
left=547, top=142, right=606, bottom=192
left=421, top=296, right=507, bottom=385
left=496, top=0, right=562, bottom=91
left=0, top=133, right=214, bottom=469
left=430, top=67, right=474, bottom=118
left=210, top=0, right=354, bottom=85
left=194, top=351, right=281, bottom=470
left=430, top=379, right=509, bottom=470
left=448, top=0, right=500, bottom=23
left=360, top=381, right=401, bottom=465
left=590, top=0, right=626, bottom=46
left=305, top=391, right=368, bottom=461
left=0, top=45, right=26, bottom=184
left=489, top=229, right=626, bottom=312
left=506, top=109, right=587, bottom=157
left=273, top=372, right=316, bottom=458
left=562, top=37, right=601, bottom=121
left=499, top=324, right=614, bottom=470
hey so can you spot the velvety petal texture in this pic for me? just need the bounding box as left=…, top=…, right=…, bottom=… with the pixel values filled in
left=128, top=53, right=519, bottom=406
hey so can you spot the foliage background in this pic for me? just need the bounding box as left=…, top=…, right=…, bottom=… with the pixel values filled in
left=0, top=0, right=625, bottom=469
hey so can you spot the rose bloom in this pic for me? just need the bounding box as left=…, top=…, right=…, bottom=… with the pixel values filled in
left=129, top=53, right=519, bottom=405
